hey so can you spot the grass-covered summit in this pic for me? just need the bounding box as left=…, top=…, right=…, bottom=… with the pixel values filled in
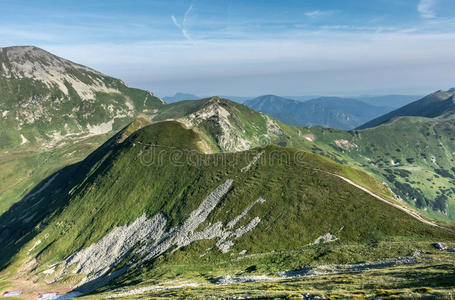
left=1, top=120, right=452, bottom=298
left=149, top=96, right=455, bottom=222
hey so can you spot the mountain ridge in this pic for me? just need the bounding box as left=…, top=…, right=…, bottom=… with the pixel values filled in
left=357, top=89, right=455, bottom=129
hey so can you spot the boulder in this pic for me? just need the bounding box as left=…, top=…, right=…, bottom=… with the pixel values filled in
left=433, top=242, right=448, bottom=250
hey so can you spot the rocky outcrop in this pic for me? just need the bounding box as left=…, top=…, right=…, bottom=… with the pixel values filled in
left=176, top=97, right=284, bottom=152
left=61, top=213, right=167, bottom=279
left=53, top=179, right=266, bottom=287
left=177, top=99, right=252, bottom=152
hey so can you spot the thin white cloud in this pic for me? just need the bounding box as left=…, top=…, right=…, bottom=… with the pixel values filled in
left=183, top=4, right=193, bottom=26
left=418, top=0, right=437, bottom=18
left=171, top=4, right=194, bottom=42
left=304, top=10, right=334, bottom=18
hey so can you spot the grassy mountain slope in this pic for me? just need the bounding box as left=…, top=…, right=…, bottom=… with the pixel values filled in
left=0, top=133, right=111, bottom=215
left=293, top=114, right=455, bottom=222
left=168, top=95, right=455, bottom=222
left=147, top=97, right=403, bottom=204
left=139, top=96, right=454, bottom=222
left=0, top=46, right=164, bottom=151
left=244, top=95, right=390, bottom=129
left=1, top=121, right=452, bottom=298
left=140, top=97, right=454, bottom=221
left=0, top=46, right=165, bottom=214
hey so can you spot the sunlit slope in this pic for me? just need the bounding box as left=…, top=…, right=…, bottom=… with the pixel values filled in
left=0, top=45, right=164, bottom=214
left=0, top=121, right=452, bottom=296
left=0, top=46, right=164, bottom=151
left=294, top=114, right=455, bottom=222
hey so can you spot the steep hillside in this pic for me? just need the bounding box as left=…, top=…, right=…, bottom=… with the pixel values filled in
left=209, top=99, right=455, bottom=222
left=245, top=95, right=390, bottom=129
left=0, top=46, right=164, bottom=150
left=358, top=89, right=455, bottom=129
left=0, top=121, right=452, bottom=299
left=295, top=113, right=455, bottom=222
left=153, top=97, right=455, bottom=222
left=0, top=46, right=166, bottom=215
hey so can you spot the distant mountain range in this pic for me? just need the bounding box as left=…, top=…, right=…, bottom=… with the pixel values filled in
left=163, top=93, right=251, bottom=104
left=244, top=95, right=391, bottom=129
left=164, top=93, right=419, bottom=129
left=162, top=92, right=200, bottom=103
left=283, top=95, right=420, bottom=108
left=358, top=90, right=455, bottom=129
left=164, top=93, right=420, bottom=108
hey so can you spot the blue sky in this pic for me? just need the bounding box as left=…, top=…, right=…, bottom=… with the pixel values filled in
left=1, top=0, right=455, bottom=97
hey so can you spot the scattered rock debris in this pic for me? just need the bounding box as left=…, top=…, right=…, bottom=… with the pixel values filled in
left=2, top=291, right=22, bottom=297
left=310, top=233, right=339, bottom=245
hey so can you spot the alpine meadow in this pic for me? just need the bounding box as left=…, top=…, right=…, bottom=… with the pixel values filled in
left=1, top=1, right=455, bottom=299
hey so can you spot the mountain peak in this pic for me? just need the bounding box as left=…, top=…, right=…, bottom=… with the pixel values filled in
left=207, top=95, right=222, bottom=102
left=0, top=45, right=42, bottom=53
left=0, top=46, right=164, bottom=150
left=1, top=45, right=79, bottom=66
left=0, top=45, right=100, bottom=82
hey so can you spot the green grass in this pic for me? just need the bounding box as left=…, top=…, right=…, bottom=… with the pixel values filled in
left=1, top=121, right=453, bottom=296
left=83, top=244, right=455, bottom=299
left=294, top=115, right=455, bottom=222
left=0, top=133, right=113, bottom=214
left=149, top=97, right=455, bottom=221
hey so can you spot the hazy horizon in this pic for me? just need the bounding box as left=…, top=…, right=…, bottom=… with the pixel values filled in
left=1, top=0, right=454, bottom=96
